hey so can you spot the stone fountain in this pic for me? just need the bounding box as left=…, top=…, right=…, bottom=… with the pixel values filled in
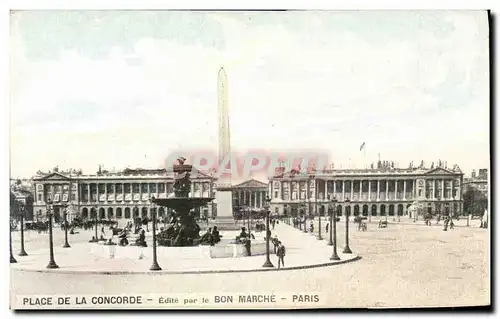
left=152, top=160, right=214, bottom=247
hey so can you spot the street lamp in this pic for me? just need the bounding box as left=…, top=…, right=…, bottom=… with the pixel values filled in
left=46, top=198, right=59, bottom=269
left=18, top=202, right=28, bottom=256
left=262, top=196, right=274, bottom=268
left=90, top=205, right=99, bottom=243
left=343, top=197, right=352, bottom=254
left=149, top=197, right=162, bottom=271
left=10, top=220, right=17, bottom=263
left=330, top=197, right=340, bottom=260
left=62, top=205, right=71, bottom=248
left=327, top=197, right=335, bottom=246
left=315, top=177, right=322, bottom=241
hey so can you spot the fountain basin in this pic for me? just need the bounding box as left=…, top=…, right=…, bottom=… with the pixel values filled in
left=89, top=241, right=272, bottom=259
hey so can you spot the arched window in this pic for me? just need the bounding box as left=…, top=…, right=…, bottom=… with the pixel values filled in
left=124, top=207, right=131, bottom=219
left=99, top=207, right=105, bottom=219
left=116, top=207, right=122, bottom=219
left=389, top=204, right=395, bottom=216
left=362, top=205, right=369, bottom=216
left=107, top=207, right=114, bottom=219
left=82, top=207, right=88, bottom=219
left=353, top=205, right=360, bottom=216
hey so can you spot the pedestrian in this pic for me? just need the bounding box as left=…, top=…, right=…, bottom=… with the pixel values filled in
left=310, top=221, right=314, bottom=233
left=272, top=235, right=279, bottom=254
left=325, top=222, right=329, bottom=233
left=277, top=241, right=286, bottom=269
left=450, top=218, right=454, bottom=230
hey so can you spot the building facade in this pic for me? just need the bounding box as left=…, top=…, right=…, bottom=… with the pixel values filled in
left=269, top=165, right=465, bottom=218
left=231, top=179, right=269, bottom=209
left=464, top=168, right=488, bottom=196
left=32, top=168, right=216, bottom=223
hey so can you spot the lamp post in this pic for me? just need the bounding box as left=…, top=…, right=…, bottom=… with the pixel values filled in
left=298, top=208, right=302, bottom=231
left=10, top=220, right=17, bottom=263
left=330, top=197, right=340, bottom=260
left=262, top=196, right=274, bottom=268
left=94, top=206, right=99, bottom=242
left=315, top=177, right=322, bottom=240
left=248, top=208, right=253, bottom=238
left=149, top=197, right=162, bottom=271
left=343, top=197, right=352, bottom=254
left=62, top=205, right=71, bottom=248
left=18, top=203, right=28, bottom=256
left=46, top=198, right=59, bottom=269
left=327, top=197, right=335, bottom=246
left=413, top=201, right=417, bottom=222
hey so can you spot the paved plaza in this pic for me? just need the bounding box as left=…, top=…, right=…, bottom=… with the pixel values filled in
left=10, top=219, right=490, bottom=308
left=9, top=223, right=357, bottom=274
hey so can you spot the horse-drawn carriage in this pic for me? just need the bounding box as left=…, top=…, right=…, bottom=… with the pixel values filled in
left=354, top=216, right=368, bottom=231
left=378, top=219, right=388, bottom=228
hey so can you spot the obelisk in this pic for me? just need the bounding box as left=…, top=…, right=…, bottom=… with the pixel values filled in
left=215, top=67, right=233, bottom=219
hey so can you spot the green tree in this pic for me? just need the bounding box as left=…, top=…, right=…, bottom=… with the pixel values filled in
left=463, top=188, right=487, bottom=216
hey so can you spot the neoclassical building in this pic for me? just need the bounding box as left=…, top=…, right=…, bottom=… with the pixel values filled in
left=269, top=164, right=465, bottom=218
left=32, top=168, right=216, bottom=223
left=231, top=179, right=269, bottom=209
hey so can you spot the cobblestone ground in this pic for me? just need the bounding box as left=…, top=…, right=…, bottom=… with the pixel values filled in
left=10, top=220, right=490, bottom=308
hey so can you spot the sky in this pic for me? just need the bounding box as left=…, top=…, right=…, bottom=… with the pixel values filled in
left=9, top=10, right=490, bottom=179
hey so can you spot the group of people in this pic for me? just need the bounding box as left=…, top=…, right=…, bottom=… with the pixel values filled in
left=271, top=234, right=286, bottom=269
left=199, top=226, right=222, bottom=245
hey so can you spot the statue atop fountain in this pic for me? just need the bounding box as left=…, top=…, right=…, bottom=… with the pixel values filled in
left=153, top=158, right=214, bottom=247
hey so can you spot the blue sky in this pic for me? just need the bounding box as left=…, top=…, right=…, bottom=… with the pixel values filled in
left=9, top=10, right=489, bottom=178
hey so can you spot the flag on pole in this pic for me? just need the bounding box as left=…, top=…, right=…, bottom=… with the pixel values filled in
left=360, top=142, right=366, bottom=151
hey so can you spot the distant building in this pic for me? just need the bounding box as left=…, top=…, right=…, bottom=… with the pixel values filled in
left=10, top=180, right=35, bottom=220
left=32, top=167, right=216, bottom=223
left=465, top=168, right=488, bottom=196
left=231, top=179, right=269, bottom=209
left=269, top=161, right=465, bottom=218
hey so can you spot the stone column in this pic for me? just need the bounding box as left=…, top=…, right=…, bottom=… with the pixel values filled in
left=325, top=180, right=328, bottom=200
left=385, top=180, right=389, bottom=201
left=87, top=184, right=91, bottom=203
left=377, top=180, right=380, bottom=201
left=403, top=180, right=407, bottom=200
left=433, top=179, right=436, bottom=199
left=359, top=180, right=362, bottom=200
left=413, top=179, right=416, bottom=198
left=442, top=179, right=445, bottom=199
left=97, top=183, right=100, bottom=203
left=122, top=183, right=125, bottom=200
left=394, top=180, right=398, bottom=200
left=260, top=191, right=263, bottom=208
left=350, top=180, right=354, bottom=200
left=105, top=183, right=108, bottom=203
left=368, top=180, right=371, bottom=201
left=333, top=180, right=336, bottom=196
left=342, top=180, right=345, bottom=199
left=138, top=183, right=142, bottom=202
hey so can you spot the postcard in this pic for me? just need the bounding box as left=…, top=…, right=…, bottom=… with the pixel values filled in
left=9, top=10, right=490, bottom=309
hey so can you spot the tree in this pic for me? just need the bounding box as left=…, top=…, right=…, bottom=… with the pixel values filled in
left=463, top=188, right=487, bottom=216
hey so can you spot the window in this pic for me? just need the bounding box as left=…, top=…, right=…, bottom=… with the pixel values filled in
left=38, top=194, right=42, bottom=201
left=274, top=191, right=278, bottom=199
left=418, top=190, right=422, bottom=197
left=71, top=193, right=76, bottom=201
